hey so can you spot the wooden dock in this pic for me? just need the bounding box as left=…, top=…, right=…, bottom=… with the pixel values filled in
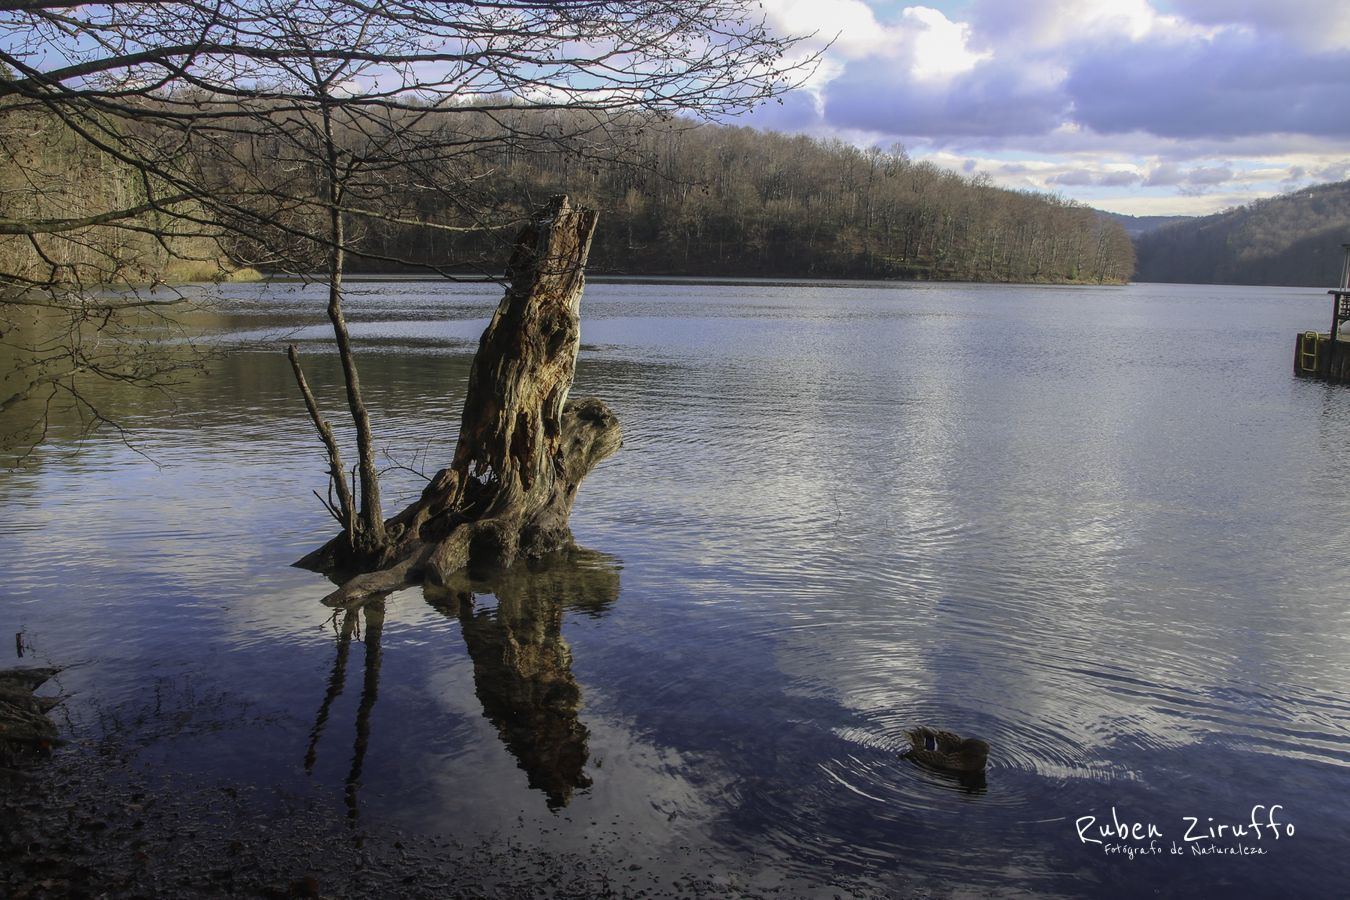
left=1294, top=331, right=1350, bottom=382
left=1294, top=243, right=1350, bottom=383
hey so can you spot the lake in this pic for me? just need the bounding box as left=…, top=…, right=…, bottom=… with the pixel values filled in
left=4, top=278, right=1350, bottom=897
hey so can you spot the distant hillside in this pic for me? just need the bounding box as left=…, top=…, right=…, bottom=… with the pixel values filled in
left=1133, top=181, right=1350, bottom=286
left=1097, top=211, right=1193, bottom=237
left=340, top=120, right=1136, bottom=284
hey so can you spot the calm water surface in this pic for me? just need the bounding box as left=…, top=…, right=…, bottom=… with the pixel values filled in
left=4, top=279, right=1350, bottom=897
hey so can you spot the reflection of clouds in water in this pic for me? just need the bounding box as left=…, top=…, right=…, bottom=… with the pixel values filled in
left=585, top=280, right=1350, bottom=813
left=414, top=654, right=730, bottom=858
left=329, top=551, right=732, bottom=859
left=8, top=452, right=280, bottom=577
left=3, top=443, right=340, bottom=648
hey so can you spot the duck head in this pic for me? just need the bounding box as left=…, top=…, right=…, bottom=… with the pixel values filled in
left=955, top=737, right=990, bottom=771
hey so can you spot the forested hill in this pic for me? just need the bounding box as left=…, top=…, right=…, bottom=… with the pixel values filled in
left=1097, top=211, right=1192, bottom=237
left=350, top=122, right=1136, bottom=284
left=1, top=108, right=1135, bottom=286
left=1133, top=181, right=1350, bottom=286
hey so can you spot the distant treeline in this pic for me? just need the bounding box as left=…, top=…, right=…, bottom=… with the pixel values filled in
left=1133, top=181, right=1350, bottom=287
left=1098, top=211, right=1193, bottom=238
left=2, top=105, right=1135, bottom=286
left=350, top=120, right=1136, bottom=284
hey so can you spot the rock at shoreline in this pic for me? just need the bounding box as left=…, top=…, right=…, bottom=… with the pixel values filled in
left=0, top=667, right=62, bottom=769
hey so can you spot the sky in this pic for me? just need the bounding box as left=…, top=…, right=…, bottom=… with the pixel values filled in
left=744, top=0, right=1350, bottom=217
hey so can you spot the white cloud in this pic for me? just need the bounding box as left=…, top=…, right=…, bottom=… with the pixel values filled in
left=760, top=0, right=897, bottom=57
left=902, top=7, right=990, bottom=80
left=754, top=1, right=1350, bottom=215
left=1170, top=0, right=1350, bottom=52
left=761, top=2, right=988, bottom=80
left=968, top=0, right=1208, bottom=51
left=1092, top=192, right=1260, bottom=216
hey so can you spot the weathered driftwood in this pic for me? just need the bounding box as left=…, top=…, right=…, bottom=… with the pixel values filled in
left=297, top=196, right=622, bottom=606
left=0, top=667, right=62, bottom=767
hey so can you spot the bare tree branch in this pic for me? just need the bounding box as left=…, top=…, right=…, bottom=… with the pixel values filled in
left=0, top=193, right=192, bottom=234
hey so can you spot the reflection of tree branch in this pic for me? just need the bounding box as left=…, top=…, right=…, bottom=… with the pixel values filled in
left=302, top=602, right=385, bottom=825
left=345, top=601, right=384, bottom=823
left=304, top=609, right=357, bottom=774
left=426, top=546, right=620, bottom=809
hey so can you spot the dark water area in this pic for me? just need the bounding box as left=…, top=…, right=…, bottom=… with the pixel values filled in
left=4, top=278, right=1350, bottom=897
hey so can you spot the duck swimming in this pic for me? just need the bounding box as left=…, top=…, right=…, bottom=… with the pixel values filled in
left=902, top=727, right=989, bottom=773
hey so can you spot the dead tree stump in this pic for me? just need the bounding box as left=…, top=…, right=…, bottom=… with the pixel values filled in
left=298, top=196, right=621, bottom=606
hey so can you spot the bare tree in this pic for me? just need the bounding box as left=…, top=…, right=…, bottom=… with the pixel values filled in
left=0, top=3, right=810, bottom=552
left=0, top=84, right=230, bottom=457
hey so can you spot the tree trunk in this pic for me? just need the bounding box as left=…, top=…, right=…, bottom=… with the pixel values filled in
left=297, top=195, right=622, bottom=607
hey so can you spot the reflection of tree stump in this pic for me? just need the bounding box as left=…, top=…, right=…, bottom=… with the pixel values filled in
left=427, top=547, right=621, bottom=809
left=298, top=196, right=622, bottom=606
